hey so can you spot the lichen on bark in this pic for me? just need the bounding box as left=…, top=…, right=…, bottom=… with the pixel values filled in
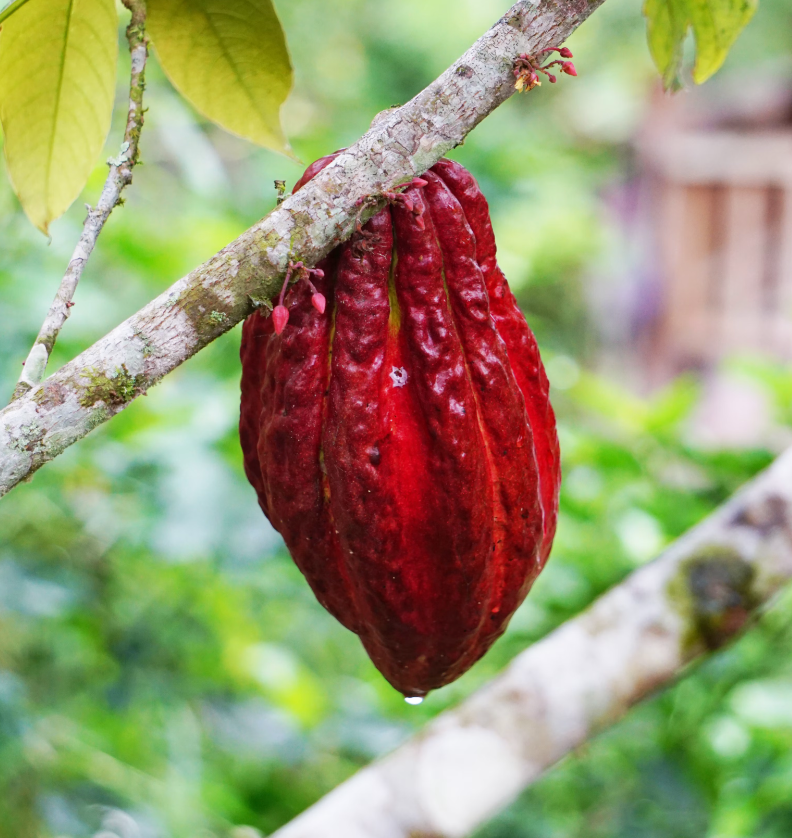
left=78, top=366, right=146, bottom=409
left=669, top=545, right=759, bottom=654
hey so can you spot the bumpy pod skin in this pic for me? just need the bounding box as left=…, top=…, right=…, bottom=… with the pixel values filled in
left=240, top=155, right=560, bottom=697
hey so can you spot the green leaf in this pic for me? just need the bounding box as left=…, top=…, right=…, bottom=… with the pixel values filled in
left=644, top=0, right=689, bottom=88
left=643, top=0, right=758, bottom=88
left=147, top=0, right=293, bottom=156
left=689, top=0, right=758, bottom=84
left=0, top=0, right=118, bottom=234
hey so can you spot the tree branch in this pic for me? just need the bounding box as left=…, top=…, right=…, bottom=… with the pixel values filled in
left=0, top=0, right=604, bottom=497
left=269, top=448, right=792, bottom=838
left=11, top=0, right=149, bottom=402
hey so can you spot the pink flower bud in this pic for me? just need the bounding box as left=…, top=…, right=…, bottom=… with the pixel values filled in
left=272, top=305, right=290, bottom=335
left=311, top=268, right=325, bottom=279
left=547, top=73, right=557, bottom=83
left=311, top=293, right=327, bottom=314
left=562, top=62, right=577, bottom=76
left=559, top=47, right=573, bottom=58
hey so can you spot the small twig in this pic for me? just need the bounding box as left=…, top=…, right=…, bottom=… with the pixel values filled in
left=10, top=0, right=149, bottom=402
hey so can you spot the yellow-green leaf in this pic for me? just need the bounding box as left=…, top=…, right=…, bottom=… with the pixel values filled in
left=644, top=0, right=689, bottom=88
left=690, top=0, right=758, bottom=84
left=643, top=0, right=758, bottom=88
left=147, top=0, right=293, bottom=156
left=0, top=0, right=118, bottom=233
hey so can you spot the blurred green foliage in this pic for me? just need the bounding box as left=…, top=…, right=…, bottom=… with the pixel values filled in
left=1, top=0, right=792, bottom=836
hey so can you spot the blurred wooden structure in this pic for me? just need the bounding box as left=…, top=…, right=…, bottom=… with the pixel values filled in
left=640, top=81, right=792, bottom=372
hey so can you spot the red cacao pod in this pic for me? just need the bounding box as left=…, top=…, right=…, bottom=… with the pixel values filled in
left=240, top=154, right=560, bottom=698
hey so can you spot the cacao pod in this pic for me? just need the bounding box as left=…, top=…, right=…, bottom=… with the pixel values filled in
left=239, top=154, right=560, bottom=698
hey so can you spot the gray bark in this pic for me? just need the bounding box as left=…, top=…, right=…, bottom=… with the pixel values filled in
left=0, top=0, right=603, bottom=496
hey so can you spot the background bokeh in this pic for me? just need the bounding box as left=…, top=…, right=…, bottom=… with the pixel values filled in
left=2, top=0, right=792, bottom=835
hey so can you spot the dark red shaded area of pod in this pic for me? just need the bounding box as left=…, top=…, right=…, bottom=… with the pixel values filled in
left=240, top=154, right=560, bottom=697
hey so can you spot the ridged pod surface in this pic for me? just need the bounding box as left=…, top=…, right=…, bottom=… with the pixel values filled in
left=240, top=154, right=560, bottom=697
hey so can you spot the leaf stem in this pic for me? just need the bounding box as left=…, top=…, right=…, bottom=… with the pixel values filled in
left=10, top=0, right=149, bottom=402
left=0, top=0, right=32, bottom=26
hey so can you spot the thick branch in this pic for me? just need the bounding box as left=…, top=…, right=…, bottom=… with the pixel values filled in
left=11, top=0, right=149, bottom=402
left=0, top=0, right=603, bottom=497
left=270, top=449, right=792, bottom=838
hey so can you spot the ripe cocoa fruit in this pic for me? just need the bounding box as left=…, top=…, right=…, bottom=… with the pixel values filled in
left=239, top=154, right=560, bottom=697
